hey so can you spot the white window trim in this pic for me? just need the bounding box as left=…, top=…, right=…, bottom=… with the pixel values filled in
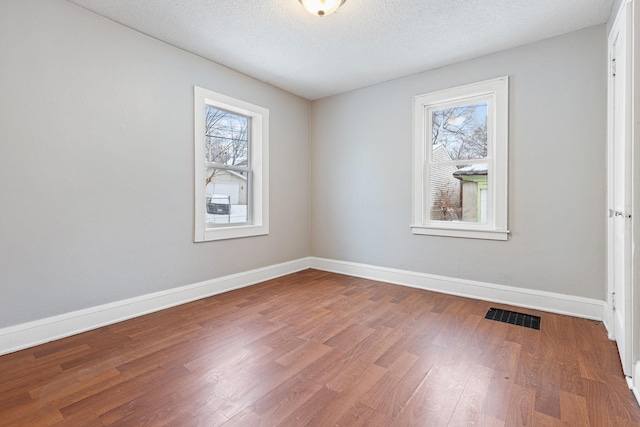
left=194, top=86, right=269, bottom=242
left=411, top=77, right=509, bottom=241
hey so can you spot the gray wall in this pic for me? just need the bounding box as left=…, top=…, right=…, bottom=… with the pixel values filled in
left=0, top=0, right=311, bottom=328
left=0, top=0, right=610, bottom=331
left=310, top=25, right=607, bottom=300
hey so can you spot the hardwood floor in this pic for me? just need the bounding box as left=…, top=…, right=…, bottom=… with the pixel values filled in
left=1, top=269, right=639, bottom=426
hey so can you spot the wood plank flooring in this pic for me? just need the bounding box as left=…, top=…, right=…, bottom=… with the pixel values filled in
left=1, top=269, right=639, bottom=426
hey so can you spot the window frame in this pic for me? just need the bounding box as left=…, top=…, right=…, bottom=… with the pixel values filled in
left=411, top=77, right=509, bottom=240
left=194, top=86, right=269, bottom=242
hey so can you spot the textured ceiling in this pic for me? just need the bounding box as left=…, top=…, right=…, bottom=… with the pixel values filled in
left=66, top=0, right=614, bottom=100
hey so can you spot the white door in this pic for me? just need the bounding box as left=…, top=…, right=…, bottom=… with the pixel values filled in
left=608, top=3, right=633, bottom=377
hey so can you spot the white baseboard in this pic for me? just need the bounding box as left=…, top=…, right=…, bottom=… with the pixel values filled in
left=0, top=256, right=608, bottom=357
left=0, top=258, right=311, bottom=356
left=309, top=257, right=606, bottom=321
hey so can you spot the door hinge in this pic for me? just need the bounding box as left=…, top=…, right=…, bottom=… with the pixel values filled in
left=612, top=291, right=616, bottom=310
left=612, top=58, right=617, bottom=77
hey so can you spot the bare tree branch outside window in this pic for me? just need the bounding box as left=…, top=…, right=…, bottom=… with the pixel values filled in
left=432, top=104, right=487, bottom=161
left=204, top=106, right=249, bottom=185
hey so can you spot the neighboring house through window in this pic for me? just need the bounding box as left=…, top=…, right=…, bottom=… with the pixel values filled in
left=412, top=77, right=509, bottom=240
left=194, top=86, right=269, bottom=242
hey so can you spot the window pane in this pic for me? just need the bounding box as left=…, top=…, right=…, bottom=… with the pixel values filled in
left=429, top=162, right=489, bottom=223
left=428, top=163, right=461, bottom=221
left=204, top=106, right=249, bottom=168
left=453, top=163, right=488, bottom=223
left=205, top=168, right=249, bottom=225
left=431, top=103, right=487, bottom=161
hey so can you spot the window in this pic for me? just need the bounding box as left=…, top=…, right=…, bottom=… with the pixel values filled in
left=194, top=87, right=269, bottom=242
left=412, top=77, right=509, bottom=240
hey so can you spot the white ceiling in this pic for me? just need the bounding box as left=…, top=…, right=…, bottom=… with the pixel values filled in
left=66, top=0, right=614, bottom=100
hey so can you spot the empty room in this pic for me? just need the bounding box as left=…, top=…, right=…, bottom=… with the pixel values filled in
left=2, top=0, right=640, bottom=425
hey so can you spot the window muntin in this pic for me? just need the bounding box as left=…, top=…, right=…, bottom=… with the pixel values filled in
left=194, top=87, right=269, bottom=242
left=412, top=77, right=508, bottom=240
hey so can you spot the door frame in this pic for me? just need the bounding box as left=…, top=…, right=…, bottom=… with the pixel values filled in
left=607, top=0, right=635, bottom=379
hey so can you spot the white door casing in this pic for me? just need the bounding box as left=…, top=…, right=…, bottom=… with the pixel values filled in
left=608, top=0, right=634, bottom=377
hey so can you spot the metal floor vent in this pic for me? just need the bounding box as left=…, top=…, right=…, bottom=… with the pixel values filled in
left=485, top=308, right=541, bottom=330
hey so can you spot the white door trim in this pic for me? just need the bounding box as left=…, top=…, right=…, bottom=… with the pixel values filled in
left=607, top=0, right=635, bottom=377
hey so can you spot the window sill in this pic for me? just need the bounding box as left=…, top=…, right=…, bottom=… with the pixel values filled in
left=196, top=223, right=269, bottom=242
left=411, top=225, right=510, bottom=241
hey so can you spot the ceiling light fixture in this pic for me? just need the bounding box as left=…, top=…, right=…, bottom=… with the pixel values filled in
left=299, top=0, right=346, bottom=17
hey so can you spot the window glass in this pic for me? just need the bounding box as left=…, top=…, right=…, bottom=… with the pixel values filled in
left=453, top=163, right=489, bottom=224
left=204, top=106, right=249, bottom=167
left=204, top=107, right=250, bottom=226
left=431, top=103, right=487, bottom=160
left=428, top=162, right=461, bottom=221
left=205, top=170, right=250, bottom=225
